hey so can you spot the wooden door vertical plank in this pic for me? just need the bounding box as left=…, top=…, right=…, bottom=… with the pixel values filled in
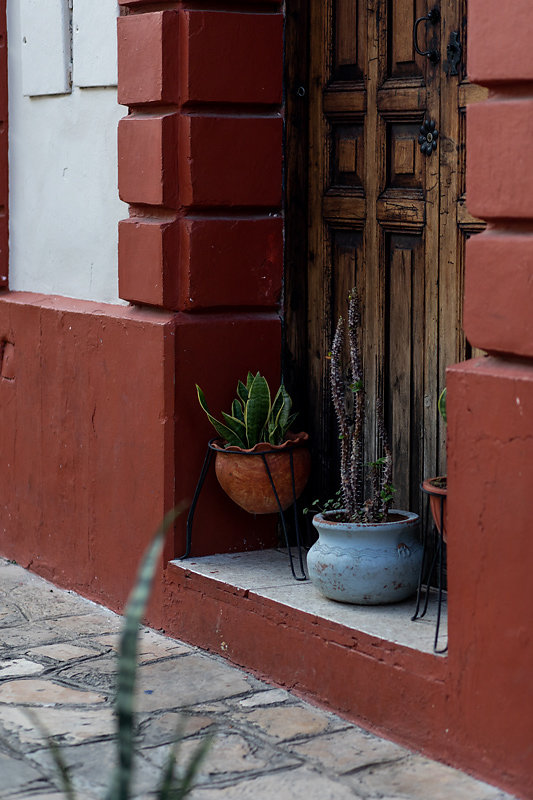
left=284, top=0, right=310, bottom=418
left=307, top=0, right=334, bottom=489
left=388, top=242, right=412, bottom=506
left=362, top=0, right=381, bottom=472
left=437, top=0, right=463, bottom=473
left=421, top=39, right=441, bottom=487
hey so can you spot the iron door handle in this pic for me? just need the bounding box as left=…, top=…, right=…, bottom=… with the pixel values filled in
left=413, top=7, right=440, bottom=64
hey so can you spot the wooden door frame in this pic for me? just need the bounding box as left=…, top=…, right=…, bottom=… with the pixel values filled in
left=283, top=0, right=311, bottom=427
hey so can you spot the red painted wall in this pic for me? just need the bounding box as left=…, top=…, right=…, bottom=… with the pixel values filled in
left=0, top=294, right=176, bottom=611
left=0, top=0, right=7, bottom=288
left=446, top=0, right=533, bottom=794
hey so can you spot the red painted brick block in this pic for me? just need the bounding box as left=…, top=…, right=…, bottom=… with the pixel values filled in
left=178, top=216, right=283, bottom=310
left=119, top=217, right=179, bottom=308
left=118, top=113, right=178, bottom=207
left=468, top=0, right=533, bottom=84
left=467, top=100, right=533, bottom=220
left=178, top=115, right=282, bottom=208
left=180, top=11, right=283, bottom=105
left=464, top=231, right=533, bottom=359
left=118, top=11, right=179, bottom=106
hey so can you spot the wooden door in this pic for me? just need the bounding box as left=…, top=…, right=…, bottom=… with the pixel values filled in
left=286, top=0, right=486, bottom=512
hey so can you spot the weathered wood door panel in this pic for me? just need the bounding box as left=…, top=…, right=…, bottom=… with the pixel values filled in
left=295, top=0, right=485, bottom=512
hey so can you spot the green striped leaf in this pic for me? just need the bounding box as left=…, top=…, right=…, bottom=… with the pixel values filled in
left=236, top=381, right=248, bottom=405
left=196, top=386, right=245, bottom=447
left=231, top=398, right=244, bottom=423
left=106, top=504, right=187, bottom=800
left=244, top=373, right=271, bottom=447
left=221, top=413, right=247, bottom=448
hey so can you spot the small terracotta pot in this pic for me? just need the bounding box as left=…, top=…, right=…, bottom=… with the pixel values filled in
left=213, top=432, right=311, bottom=514
left=422, top=476, right=447, bottom=541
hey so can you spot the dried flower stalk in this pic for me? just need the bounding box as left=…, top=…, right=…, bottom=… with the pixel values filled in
left=329, top=289, right=394, bottom=523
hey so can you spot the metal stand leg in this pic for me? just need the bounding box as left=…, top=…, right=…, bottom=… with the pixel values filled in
left=434, top=495, right=447, bottom=653
left=260, top=451, right=307, bottom=581
left=182, top=444, right=214, bottom=559
left=180, top=440, right=308, bottom=581
left=414, top=484, right=448, bottom=654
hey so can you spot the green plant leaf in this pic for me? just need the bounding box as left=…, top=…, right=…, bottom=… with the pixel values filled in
left=232, top=398, right=244, bottom=423
left=285, top=412, right=298, bottom=431
left=196, top=385, right=246, bottom=447
left=236, top=381, right=248, bottom=405
left=244, top=373, right=271, bottom=447
left=276, top=384, right=293, bottom=432
left=26, top=710, right=77, bottom=800
left=221, top=413, right=247, bottom=448
left=246, top=372, right=255, bottom=391
left=438, top=387, right=447, bottom=424
left=173, top=733, right=214, bottom=799
left=270, top=387, right=284, bottom=426
left=105, top=504, right=187, bottom=800
left=156, top=714, right=214, bottom=800
left=268, top=422, right=282, bottom=446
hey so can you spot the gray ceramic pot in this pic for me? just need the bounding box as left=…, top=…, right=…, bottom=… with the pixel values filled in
left=308, top=509, right=422, bottom=605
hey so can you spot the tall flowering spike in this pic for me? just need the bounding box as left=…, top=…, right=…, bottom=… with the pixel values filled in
left=347, top=289, right=364, bottom=516
left=376, top=397, right=393, bottom=519
left=330, top=288, right=393, bottom=523
left=330, top=317, right=355, bottom=517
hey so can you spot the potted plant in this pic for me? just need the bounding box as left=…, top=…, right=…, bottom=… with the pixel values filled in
left=306, top=289, right=422, bottom=604
left=422, top=388, right=447, bottom=540
left=197, top=372, right=310, bottom=514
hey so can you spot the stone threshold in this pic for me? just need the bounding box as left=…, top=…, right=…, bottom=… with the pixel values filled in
left=169, top=547, right=447, bottom=656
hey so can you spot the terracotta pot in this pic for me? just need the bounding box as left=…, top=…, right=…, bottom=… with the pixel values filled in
left=422, top=477, right=447, bottom=541
left=213, top=432, right=311, bottom=514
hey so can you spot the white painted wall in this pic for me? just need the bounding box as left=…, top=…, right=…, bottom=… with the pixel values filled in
left=7, top=0, right=127, bottom=304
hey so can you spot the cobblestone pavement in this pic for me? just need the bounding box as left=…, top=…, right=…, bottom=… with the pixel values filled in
left=0, top=558, right=515, bottom=800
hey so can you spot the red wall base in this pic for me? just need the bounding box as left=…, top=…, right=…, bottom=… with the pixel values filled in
left=447, top=357, right=533, bottom=798
left=162, top=564, right=449, bottom=754
left=0, top=293, right=176, bottom=609
left=0, top=293, right=280, bottom=611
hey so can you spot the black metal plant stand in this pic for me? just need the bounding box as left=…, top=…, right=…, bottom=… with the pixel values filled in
left=412, top=482, right=448, bottom=653
left=181, top=439, right=308, bottom=581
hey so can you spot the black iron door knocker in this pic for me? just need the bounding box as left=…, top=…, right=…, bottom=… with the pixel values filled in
left=445, top=31, right=462, bottom=76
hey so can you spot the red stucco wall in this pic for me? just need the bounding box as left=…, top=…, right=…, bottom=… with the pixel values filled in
left=0, top=0, right=7, bottom=289
left=0, top=294, right=177, bottom=610
left=447, top=0, right=533, bottom=793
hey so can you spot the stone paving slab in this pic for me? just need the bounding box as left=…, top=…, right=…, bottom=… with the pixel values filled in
left=0, top=558, right=515, bottom=800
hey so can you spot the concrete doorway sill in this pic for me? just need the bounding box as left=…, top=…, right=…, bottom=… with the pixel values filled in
left=169, top=548, right=447, bottom=656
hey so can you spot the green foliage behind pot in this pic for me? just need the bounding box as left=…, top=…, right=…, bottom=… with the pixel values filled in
left=438, top=387, right=447, bottom=424
left=38, top=503, right=212, bottom=800
left=197, top=372, right=298, bottom=449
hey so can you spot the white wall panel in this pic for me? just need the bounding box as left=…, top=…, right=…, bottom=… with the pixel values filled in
left=7, top=0, right=127, bottom=304
left=73, top=0, right=119, bottom=88
left=20, top=0, right=71, bottom=97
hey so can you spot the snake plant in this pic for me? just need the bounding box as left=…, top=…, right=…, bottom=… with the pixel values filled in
left=196, top=372, right=298, bottom=449
left=37, top=502, right=212, bottom=800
